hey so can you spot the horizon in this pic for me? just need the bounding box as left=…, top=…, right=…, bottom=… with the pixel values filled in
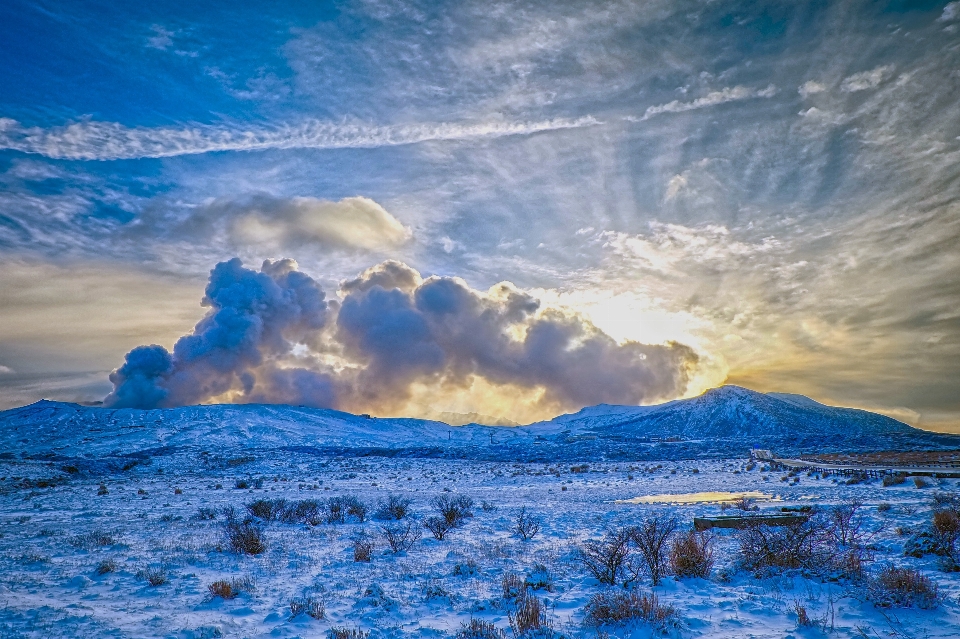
left=2, top=1, right=959, bottom=433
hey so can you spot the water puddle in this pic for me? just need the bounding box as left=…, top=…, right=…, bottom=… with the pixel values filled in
left=614, top=491, right=778, bottom=505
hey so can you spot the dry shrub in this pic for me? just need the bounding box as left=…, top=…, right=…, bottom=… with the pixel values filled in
left=508, top=592, right=549, bottom=636
left=208, top=576, right=254, bottom=599
left=869, top=566, right=939, bottom=609
left=578, top=527, right=638, bottom=586
left=136, top=566, right=168, bottom=586
left=502, top=573, right=526, bottom=600
left=631, top=515, right=678, bottom=586
left=425, top=516, right=454, bottom=540
left=914, top=477, right=930, bottom=489
left=70, top=530, right=115, bottom=550
left=583, top=590, right=677, bottom=630
left=226, top=520, right=266, bottom=555
left=793, top=600, right=814, bottom=627
left=432, top=494, right=474, bottom=527
left=670, top=530, right=714, bottom=578
left=381, top=520, right=422, bottom=553
left=736, top=518, right=827, bottom=573
left=290, top=595, right=325, bottom=619
left=882, top=473, right=907, bottom=487
left=95, top=559, right=116, bottom=575
left=514, top=507, right=541, bottom=541
left=353, top=537, right=373, bottom=562
left=455, top=618, right=506, bottom=639
left=375, top=495, right=412, bottom=520
left=328, top=628, right=369, bottom=639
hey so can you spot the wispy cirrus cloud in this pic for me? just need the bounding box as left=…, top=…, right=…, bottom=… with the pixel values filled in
left=0, top=116, right=600, bottom=161
left=635, top=85, right=777, bottom=121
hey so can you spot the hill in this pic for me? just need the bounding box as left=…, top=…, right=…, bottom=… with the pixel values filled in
left=1, top=386, right=954, bottom=466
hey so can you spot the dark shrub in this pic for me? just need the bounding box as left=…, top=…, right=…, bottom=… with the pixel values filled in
left=868, top=566, right=939, bottom=609
left=375, top=495, right=412, bottom=520
left=95, top=559, right=116, bottom=575
left=247, top=498, right=287, bottom=521
left=631, top=515, right=679, bottom=585
left=226, top=520, right=266, bottom=555
left=137, top=566, right=168, bottom=586
left=578, top=527, right=638, bottom=586
left=354, top=537, right=373, bottom=562
left=425, top=515, right=454, bottom=540
left=502, top=573, right=526, bottom=600
left=328, top=628, right=370, bottom=639
left=195, top=507, right=217, bottom=521
left=670, top=530, right=714, bottom=578
left=514, top=507, right=541, bottom=541
left=455, top=618, right=506, bottom=639
left=432, top=494, right=474, bottom=527
left=290, top=596, right=325, bottom=619
left=381, top=521, right=422, bottom=553
left=70, top=530, right=115, bottom=550
left=345, top=496, right=368, bottom=522
left=736, top=517, right=827, bottom=573
left=508, top=592, right=549, bottom=636
left=883, top=473, right=907, bottom=487
left=208, top=576, right=254, bottom=599
left=583, top=590, right=677, bottom=630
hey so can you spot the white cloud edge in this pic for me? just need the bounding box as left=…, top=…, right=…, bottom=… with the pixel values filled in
left=0, top=116, right=601, bottom=161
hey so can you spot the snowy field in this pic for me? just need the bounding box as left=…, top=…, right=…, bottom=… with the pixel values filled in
left=1, top=455, right=959, bottom=639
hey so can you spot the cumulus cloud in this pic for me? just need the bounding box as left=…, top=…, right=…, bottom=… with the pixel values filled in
left=798, top=81, right=826, bottom=98
left=638, top=85, right=777, bottom=121
left=105, top=258, right=335, bottom=409
left=105, top=258, right=700, bottom=417
left=939, top=2, right=960, bottom=22
left=0, top=116, right=599, bottom=161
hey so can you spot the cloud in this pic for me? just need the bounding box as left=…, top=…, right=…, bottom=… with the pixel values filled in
left=0, top=116, right=600, bottom=161
left=0, top=365, right=13, bottom=374
left=104, top=258, right=701, bottom=418
left=798, top=81, right=826, bottom=98
left=105, top=257, right=334, bottom=409
left=939, top=2, right=960, bottom=22
left=219, top=195, right=411, bottom=252
left=146, top=25, right=174, bottom=50
left=840, top=65, right=894, bottom=92
left=638, top=85, right=777, bottom=121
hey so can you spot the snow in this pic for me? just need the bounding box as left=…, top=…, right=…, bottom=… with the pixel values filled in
left=1, top=388, right=959, bottom=637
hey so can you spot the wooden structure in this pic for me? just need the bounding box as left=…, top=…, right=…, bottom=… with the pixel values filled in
left=694, top=513, right=809, bottom=531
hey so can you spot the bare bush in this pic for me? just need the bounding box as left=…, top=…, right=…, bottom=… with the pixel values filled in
left=375, top=495, right=412, bottom=520
left=578, top=527, right=639, bottom=586
left=247, top=498, right=287, bottom=521
left=381, top=521, right=422, bottom=553
left=328, top=628, right=369, bottom=639
left=455, top=618, right=506, bottom=639
left=932, top=506, right=960, bottom=569
left=432, top=494, right=474, bottom=527
left=882, top=473, right=907, bottom=487
left=226, top=520, right=266, bottom=555
left=793, top=600, right=814, bottom=627
left=208, top=576, right=254, bottom=599
left=70, top=530, right=115, bottom=550
left=502, top=573, right=526, bottom=600
left=290, top=595, right=326, bottom=619
left=508, top=592, right=549, bottom=636
left=345, top=496, right=368, bottom=522
left=631, top=515, right=679, bottom=585
left=514, top=507, right=541, bottom=541
left=868, top=566, right=939, bottom=609
left=583, top=590, right=677, bottom=630
left=195, top=507, right=217, bottom=521
left=136, top=566, right=168, bottom=586
left=95, top=559, right=116, bottom=575
left=670, top=530, right=714, bottom=578
left=914, top=477, right=930, bottom=489
left=353, top=536, right=373, bottom=562
left=736, top=517, right=827, bottom=573
left=424, top=515, right=454, bottom=540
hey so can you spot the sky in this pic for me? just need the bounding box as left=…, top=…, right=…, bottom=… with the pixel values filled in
left=1, top=0, right=958, bottom=431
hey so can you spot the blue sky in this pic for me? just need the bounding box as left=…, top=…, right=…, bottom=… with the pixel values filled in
left=1, top=1, right=959, bottom=429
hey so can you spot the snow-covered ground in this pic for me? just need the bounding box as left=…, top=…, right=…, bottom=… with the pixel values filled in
left=1, top=454, right=958, bottom=638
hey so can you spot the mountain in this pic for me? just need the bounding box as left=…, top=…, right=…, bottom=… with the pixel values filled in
left=0, top=386, right=954, bottom=466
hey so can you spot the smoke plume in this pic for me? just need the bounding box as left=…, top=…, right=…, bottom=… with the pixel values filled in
left=105, top=258, right=699, bottom=418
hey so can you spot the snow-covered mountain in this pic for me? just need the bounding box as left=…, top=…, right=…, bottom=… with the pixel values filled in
left=0, top=386, right=953, bottom=464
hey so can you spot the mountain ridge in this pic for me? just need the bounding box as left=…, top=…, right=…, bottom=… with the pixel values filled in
left=2, top=386, right=954, bottom=463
